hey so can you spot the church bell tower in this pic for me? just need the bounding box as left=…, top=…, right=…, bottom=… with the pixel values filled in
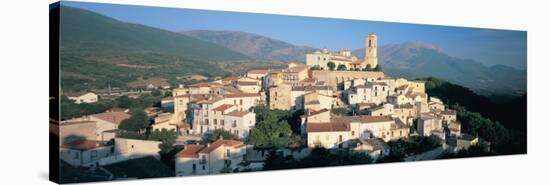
left=364, top=33, right=378, bottom=68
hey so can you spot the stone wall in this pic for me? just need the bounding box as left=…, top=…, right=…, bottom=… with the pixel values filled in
left=311, top=70, right=385, bottom=90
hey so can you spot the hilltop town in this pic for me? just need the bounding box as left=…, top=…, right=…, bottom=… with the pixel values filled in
left=55, top=33, right=488, bottom=181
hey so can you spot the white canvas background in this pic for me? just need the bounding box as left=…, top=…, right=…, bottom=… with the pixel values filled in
left=0, top=0, right=547, bottom=184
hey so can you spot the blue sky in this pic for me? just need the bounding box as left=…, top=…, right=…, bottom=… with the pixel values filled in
left=63, top=1, right=527, bottom=69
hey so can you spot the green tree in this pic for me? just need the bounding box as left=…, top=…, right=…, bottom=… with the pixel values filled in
left=310, top=65, right=321, bottom=70
left=364, top=64, right=372, bottom=71
left=374, top=64, right=381, bottom=71
left=327, top=62, right=336, bottom=71
left=248, top=113, right=295, bottom=149
left=151, top=89, right=162, bottom=97
left=148, top=128, right=178, bottom=154
left=337, top=64, right=347, bottom=71
left=331, top=107, right=352, bottom=116
left=208, top=129, right=239, bottom=142
left=118, top=109, right=150, bottom=132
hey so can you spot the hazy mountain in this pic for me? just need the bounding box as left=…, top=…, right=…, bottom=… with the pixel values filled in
left=353, top=42, right=526, bottom=96
left=60, top=7, right=249, bottom=61
left=59, top=6, right=249, bottom=90
left=182, top=30, right=316, bottom=61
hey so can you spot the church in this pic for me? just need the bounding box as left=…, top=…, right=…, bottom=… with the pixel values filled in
left=306, top=33, right=378, bottom=70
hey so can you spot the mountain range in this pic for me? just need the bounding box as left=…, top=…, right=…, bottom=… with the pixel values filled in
left=182, top=30, right=315, bottom=61
left=60, top=6, right=526, bottom=97
left=352, top=43, right=526, bottom=96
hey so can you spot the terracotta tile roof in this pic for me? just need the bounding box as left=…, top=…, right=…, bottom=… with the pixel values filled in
left=292, top=85, right=330, bottom=92
left=189, top=82, right=211, bottom=87
left=225, top=110, right=251, bottom=117
left=331, top=115, right=394, bottom=124
left=61, top=140, right=105, bottom=151
left=305, top=100, right=320, bottom=105
left=309, top=108, right=329, bottom=116
left=109, top=107, right=128, bottom=112
left=224, top=93, right=259, bottom=98
left=236, top=81, right=259, bottom=86
left=221, top=86, right=242, bottom=94
left=371, top=82, right=388, bottom=86
left=176, top=144, right=205, bottom=158
left=396, top=85, right=409, bottom=90
left=197, top=97, right=224, bottom=104
left=199, top=139, right=244, bottom=154
left=395, top=103, right=415, bottom=109
left=92, top=111, right=130, bottom=125
left=212, top=104, right=233, bottom=111
left=223, top=76, right=240, bottom=82
left=307, top=122, right=350, bottom=132
left=301, top=78, right=317, bottom=83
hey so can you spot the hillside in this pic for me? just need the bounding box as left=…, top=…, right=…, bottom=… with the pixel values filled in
left=423, top=77, right=526, bottom=132
left=353, top=42, right=527, bottom=96
left=59, top=6, right=251, bottom=90
left=182, top=30, right=315, bottom=61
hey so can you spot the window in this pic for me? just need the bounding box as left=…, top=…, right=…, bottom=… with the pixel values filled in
left=205, top=119, right=209, bottom=125
left=214, top=119, right=217, bottom=125
left=221, top=119, right=225, bottom=126
left=352, top=131, right=355, bottom=136
left=192, top=164, right=196, bottom=173
left=74, top=152, right=79, bottom=159
left=202, top=165, right=206, bottom=170
left=232, top=121, right=237, bottom=128
left=239, top=99, right=243, bottom=105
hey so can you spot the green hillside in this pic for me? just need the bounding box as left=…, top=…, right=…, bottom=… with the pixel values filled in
left=59, top=6, right=250, bottom=90
left=423, top=77, right=526, bottom=132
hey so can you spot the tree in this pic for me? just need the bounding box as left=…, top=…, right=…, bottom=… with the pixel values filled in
left=374, top=64, right=381, bottom=71
left=148, top=128, right=178, bottom=154
left=331, top=107, right=352, bottom=116
left=118, top=109, right=150, bottom=132
left=248, top=113, right=295, bottom=149
left=115, top=95, right=133, bottom=109
left=208, top=129, right=239, bottom=142
left=327, top=62, right=336, bottom=71
left=151, top=89, right=162, bottom=97
left=364, top=64, right=372, bottom=71
left=337, top=64, right=347, bottom=71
